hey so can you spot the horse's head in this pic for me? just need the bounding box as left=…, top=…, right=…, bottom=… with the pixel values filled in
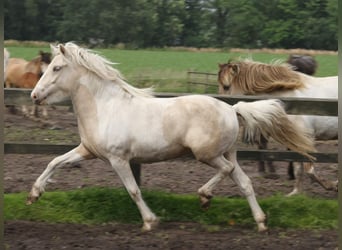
left=218, top=62, right=240, bottom=94
left=218, top=59, right=306, bottom=96
left=32, top=44, right=79, bottom=105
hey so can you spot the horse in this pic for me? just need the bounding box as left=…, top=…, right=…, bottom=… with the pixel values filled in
left=5, top=51, right=52, bottom=117
left=287, top=54, right=318, bottom=76
left=285, top=54, right=318, bottom=179
left=218, top=58, right=338, bottom=196
left=27, top=42, right=316, bottom=232
left=232, top=55, right=318, bottom=180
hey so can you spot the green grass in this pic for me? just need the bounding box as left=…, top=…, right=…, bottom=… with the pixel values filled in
left=5, top=46, right=337, bottom=93
left=5, top=187, right=337, bottom=230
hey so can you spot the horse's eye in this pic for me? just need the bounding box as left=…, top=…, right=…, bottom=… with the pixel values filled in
left=53, top=66, right=62, bottom=72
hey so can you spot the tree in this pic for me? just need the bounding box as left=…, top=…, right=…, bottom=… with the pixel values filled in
left=4, top=0, right=337, bottom=50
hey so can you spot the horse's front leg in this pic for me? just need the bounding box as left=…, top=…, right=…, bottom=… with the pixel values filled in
left=27, top=144, right=94, bottom=204
left=109, top=157, right=158, bottom=232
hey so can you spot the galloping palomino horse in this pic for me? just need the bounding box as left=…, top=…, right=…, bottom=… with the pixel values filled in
left=28, top=43, right=316, bottom=232
left=5, top=51, right=51, bottom=117
left=218, top=58, right=338, bottom=196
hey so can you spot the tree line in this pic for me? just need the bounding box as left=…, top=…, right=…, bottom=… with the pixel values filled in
left=4, top=0, right=337, bottom=50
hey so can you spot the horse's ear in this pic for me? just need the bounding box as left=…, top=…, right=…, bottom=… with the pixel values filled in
left=59, top=45, right=66, bottom=55
left=231, top=64, right=239, bottom=74
left=50, top=44, right=59, bottom=55
left=218, top=63, right=224, bottom=68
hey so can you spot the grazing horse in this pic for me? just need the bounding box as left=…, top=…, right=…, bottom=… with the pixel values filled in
left=218, top=59, right=338, bottom=196
left=287, top=54, right=317, bottom=76
left=5, top=51, right=51, bottom=117
left=27, top=43, right=316, bottom=232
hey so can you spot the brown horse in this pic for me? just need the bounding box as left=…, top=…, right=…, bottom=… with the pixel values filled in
left=5, top=51, right=52, bottom=117
left=5, top=51, right=51, bottom=88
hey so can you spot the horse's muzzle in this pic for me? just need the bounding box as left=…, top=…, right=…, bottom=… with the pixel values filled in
left=31, top=91, right=42, bottom=105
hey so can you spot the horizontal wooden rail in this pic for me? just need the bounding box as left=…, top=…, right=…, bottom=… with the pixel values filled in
left=5, top=88, right=337, bottom=116
left=4, top=142, right=337, bottom=163
left=157, top=93, right=338, bottom=116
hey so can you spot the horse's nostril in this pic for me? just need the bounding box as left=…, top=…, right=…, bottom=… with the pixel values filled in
left=223, top=86, right=230, bottom=91
left=31, top=92, right=38, bottom=100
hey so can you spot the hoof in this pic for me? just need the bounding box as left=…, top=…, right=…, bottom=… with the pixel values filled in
left=199, top=195, right=213, bottom=210
left=286, top=188, right=300, bottom=197
left=258, top=225, right=268, bottom=233
left=26, top=195, right=39, bottom=205
left=26, top=188, right=42, bottom=205
left=141, top=218, right=159, bottom=232
left=332, top=180, right=338, bottom=192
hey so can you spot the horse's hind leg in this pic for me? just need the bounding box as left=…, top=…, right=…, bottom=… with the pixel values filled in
left=226, top=151, right=267, bottom=232
left=303, top=162, right=338, bottom=191
left=287, top=162, right=338, bottom=196
left=198, top=153, right=266, bottom=232
left=258, top=136, right=278, bottom=179
left=197, top=155, right=235, bottom=209
left=286, top=162, right=304, bottom=196
left=109, top=157, right=158, bottom=232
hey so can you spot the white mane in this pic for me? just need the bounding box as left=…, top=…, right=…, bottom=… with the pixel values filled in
left=55, top=42, right=153, bottom=98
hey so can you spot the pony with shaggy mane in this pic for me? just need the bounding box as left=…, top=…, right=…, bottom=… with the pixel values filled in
left=218, top=59, right=307, bottom=95
left=218, top=58, right=338, bottom=197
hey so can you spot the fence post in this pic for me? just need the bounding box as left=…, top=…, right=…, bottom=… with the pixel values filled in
left=205, top=73, right=209, bottom=93
left=187, top=71, right=191, bottom=92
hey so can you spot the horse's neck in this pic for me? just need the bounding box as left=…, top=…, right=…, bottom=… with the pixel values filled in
left=71, top=78, right=142, bottom=152
left=71, top=78, right=128, bottom=127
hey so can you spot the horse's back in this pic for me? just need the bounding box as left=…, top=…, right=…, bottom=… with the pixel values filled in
left=162, top=95, right=239, bottom=158
left=6, top=58, right=27, bottom=76
left=300, top=75, right=338, bottom=98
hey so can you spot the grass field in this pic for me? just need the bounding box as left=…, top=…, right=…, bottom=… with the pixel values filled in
left=5, top=45, right=338, bottom=92
left=5, top=188, right=337, bottom=230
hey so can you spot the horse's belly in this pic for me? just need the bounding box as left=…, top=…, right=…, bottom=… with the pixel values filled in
left=130, top=145, right=192, bottom=163
left=305, top=116, right=338, bottom=140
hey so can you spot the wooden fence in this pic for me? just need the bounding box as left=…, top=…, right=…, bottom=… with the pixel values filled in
left=187, top=71, right=218, bottom=93
left=4, top=88, right=338, bottom=184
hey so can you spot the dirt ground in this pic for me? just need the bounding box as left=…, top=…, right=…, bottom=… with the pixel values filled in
left=4, top=106, right=338, bottom=250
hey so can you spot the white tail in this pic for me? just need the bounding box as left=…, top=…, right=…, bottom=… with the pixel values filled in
left=233, top=99, right=316, bottom=161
